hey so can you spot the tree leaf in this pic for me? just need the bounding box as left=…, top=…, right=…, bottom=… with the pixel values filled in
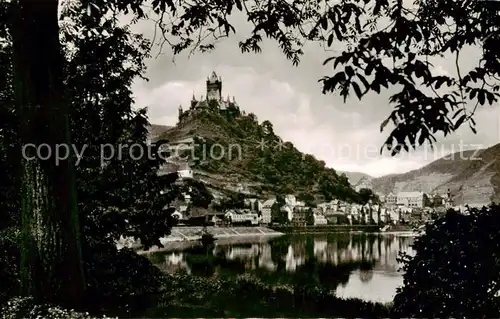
left=235, top=0, right=242, bottom=11
left=321, top=17, right=328, bottom=30
left=352, top=81, right=362, bottom=99
left=380, top=118, right=390, bottom=132
left=454, top=114, right=466, bottom=130
left=478, top=89, right=486, bottom=105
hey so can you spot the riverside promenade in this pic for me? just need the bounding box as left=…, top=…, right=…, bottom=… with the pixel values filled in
left=117, top=226, right=284, bottom=250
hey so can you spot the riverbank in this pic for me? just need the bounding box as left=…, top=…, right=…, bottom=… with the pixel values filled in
left=141, top=273, right=393, bottom=318
left=270, top=224, right=414, bottom=234
left=1, top=272, right=394, bottom=318
left=271, top=225, right=380, bottom=234
left=117, top=226, right=284, bottom=250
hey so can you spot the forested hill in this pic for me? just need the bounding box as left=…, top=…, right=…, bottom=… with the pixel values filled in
left=156, top=101, right=365, bottom=203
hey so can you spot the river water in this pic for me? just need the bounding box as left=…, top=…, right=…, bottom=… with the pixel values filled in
left=147, top=232, right=415, bottom=304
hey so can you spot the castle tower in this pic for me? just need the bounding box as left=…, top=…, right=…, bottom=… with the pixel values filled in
left=190, top=92, right=197, bottom=108
left=178, top=104, right=183, bottom=120
left=206, top=71, right=222, bottom=101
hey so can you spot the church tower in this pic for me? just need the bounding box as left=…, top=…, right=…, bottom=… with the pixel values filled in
left=206, top=71, right=222, bottom=101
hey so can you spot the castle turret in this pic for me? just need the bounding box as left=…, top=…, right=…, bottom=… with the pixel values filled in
left=206, top=71, right=222, bottom=101
left=178, top=105, right=183, bottom=121
left=190, top=92, right=197, bottom=108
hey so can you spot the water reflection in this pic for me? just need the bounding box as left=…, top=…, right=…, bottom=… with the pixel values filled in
left=148, top=233, right=414, bottom=303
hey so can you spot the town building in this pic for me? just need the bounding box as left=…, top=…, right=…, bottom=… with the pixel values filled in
left=291, top=209, right=307, bottom=226
left=177, top=162, right=193, bottom=179
left=225, top=210, right=259, bottom=225
left=285, top=194, right=297, bottom=206
left=261, top=198, right=276, bottom=224
left=396, top=191, right=425, bottom=208
left=385, top=192, right=397, bottom=205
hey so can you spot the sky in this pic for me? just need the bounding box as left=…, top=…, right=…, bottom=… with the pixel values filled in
left=129, top=9, right=500, bottom=178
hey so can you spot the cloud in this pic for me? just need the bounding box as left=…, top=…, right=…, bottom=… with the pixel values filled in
left=130, top=15, right=499, bottom=178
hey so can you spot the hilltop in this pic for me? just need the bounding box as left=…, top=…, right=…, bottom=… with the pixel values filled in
left=339, top=171, right=374, bottom=186
left=153, top=72, right=363, bottom=203
left=368, top=145, right=500, bottom=205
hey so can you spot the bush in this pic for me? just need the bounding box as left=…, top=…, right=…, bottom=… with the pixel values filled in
left=393, top=205, right=500, bottom=317
left=0, top=229, right=165, bottom=317
left=0, top=297, right=117, bottom=319
left=84, top=245, right=165, bottom=313
left=146, top=273, right=392, bottom=317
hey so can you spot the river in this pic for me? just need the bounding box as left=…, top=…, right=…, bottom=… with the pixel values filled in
left=147, top=232, right=415, bottom=304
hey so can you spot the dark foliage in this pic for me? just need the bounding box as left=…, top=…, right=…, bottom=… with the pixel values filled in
left=394, top=205, right=500, bottom=317
left=0, top=0, right=178, bottom=312
left=143, top=274, right=392, bottom=317
left=358, top=188, right=379, bottom=205
left=182, top=179, right=214, bottom=209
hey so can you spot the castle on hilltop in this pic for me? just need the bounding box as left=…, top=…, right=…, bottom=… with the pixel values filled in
left=178, top=71, right=239, bottom=122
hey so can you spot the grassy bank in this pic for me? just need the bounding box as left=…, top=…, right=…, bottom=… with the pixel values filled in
left=1, top=273, right=393, bottom=318
left=271, top=224, right=382, bottom=234
left=142, top=273, right=393, bottom=317
left=1, top=265, right=393, bottom=318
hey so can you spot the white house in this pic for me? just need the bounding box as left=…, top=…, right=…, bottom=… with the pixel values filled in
left=313, top=213, right=328, bottom=225
left=285, top=194, right=296, bottom=206
left=396, top=191, right=425, bottom=208
left=225, top=210, right=259, bottom=225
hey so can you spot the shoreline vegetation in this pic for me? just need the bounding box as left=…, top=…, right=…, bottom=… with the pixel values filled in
left=1, top=273, right=394, bottom=318
left=142, top=273, right=393, bottom=318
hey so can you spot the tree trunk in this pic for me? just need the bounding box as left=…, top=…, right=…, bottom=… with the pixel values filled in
left=10, top=0, right=85, bottom=308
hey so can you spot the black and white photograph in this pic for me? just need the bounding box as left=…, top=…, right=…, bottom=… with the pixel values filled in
left=0, top=0, right=499, bottom=317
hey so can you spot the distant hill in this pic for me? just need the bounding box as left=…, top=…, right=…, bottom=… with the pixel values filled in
left=370, top=145, right=500, bottom=205
left=148, top=124, right=172, bottom=142
left=338, top=171, right=373, bottom=186
left=154, top=99, right=364, bottom=203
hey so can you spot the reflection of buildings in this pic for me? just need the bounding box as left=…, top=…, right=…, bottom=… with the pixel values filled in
left=258, top=244, right=276, bottom=271
left=311, top=235, right=413, bottom=273
left=162, top=252, right=191, bottom=274
left=285, top=244, right=305, bottom=271
left=226, top=244, right=259, bottom=260
left=314, top=239, right=327, bottom=260
left=150, top=234, right=414, bottom=281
